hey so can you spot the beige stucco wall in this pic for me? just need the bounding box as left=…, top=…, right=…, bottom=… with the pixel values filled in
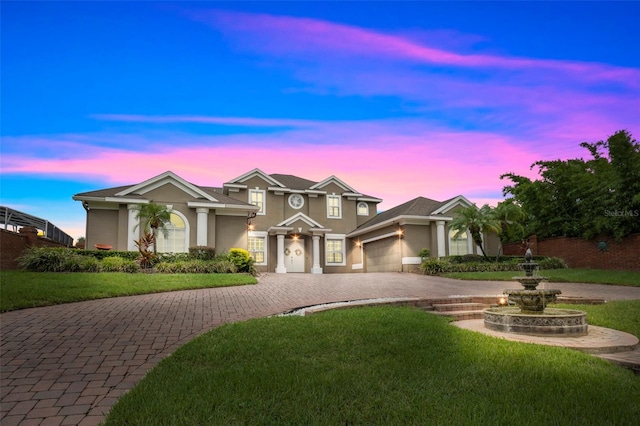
left=402, top=224, right=431, bottom=257
left=215, top=216, right=247, bottom=254
left=87, top=208, right=119, bottom=250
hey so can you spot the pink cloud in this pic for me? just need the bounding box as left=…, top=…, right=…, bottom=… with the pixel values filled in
left=1, top=120, right=544, bottom=212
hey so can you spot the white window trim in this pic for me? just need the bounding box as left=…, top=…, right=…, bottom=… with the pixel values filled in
left=357, top=201, right=369, bottom=216
left=156, top=210, right=190, bottom=253
left=249, top=188, right=266, bottom=215
left=448, top=229, right=472, bottom=256
left=248, top=231, right=268, bottom=265
left=325, top=233, right=346, bottom=266
left=288, top=193, right=305, bottom=209
left=326, top=194, right=342, bottom=219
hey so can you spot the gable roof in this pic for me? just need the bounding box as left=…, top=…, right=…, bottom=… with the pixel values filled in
left=114, top=171, right=217, bottom=201
left=277, top=212, right=325, bottom=228
left=269, top=174, right=317, bottom=191
left=309, top=175, right=359, bottom=194
left=73, top=172, right=255, bottom=209
left=225, top=168, right=286, bottom=188
left=346, top=195, right=471, bottom=238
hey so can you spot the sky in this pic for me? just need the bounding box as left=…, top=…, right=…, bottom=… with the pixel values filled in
left=2, top=1, right=639, bottom=242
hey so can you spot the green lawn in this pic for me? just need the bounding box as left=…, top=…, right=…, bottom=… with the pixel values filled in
left=444, top=268, right=640, bottom=286
left=104, top=304, right=640, bottom=425
left=0, top=271, right=257, bottom=312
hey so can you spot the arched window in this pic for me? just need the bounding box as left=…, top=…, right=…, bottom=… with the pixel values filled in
left=449, top=229, right=470, bottom=255
left=357, top=202, right=369, bottom=216
left=155, top=212, right=189, bottom=253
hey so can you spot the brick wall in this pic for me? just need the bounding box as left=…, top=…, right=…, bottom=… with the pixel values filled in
left=0, top=227, right=71, bottom=270
left=503, top=233, right=640, bottom=271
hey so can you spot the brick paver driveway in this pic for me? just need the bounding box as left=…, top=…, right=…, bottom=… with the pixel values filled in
left=2, top=273, right=639, bottom=425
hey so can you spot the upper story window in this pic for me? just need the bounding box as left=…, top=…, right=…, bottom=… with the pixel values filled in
left=288, top=193, right=304, bottom=209
left=327, top=194, right=342, bottom=219
left=249, top=188, right=266, bottom=215
left=357, top=202, right=369, bottom=216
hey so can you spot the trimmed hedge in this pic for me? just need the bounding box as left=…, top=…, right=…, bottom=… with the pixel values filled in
left=17, top=247, right=251, bottom=274
left=100, top=256, right=139, bottom=273
left=154, top=259, right=237, bottom=274
left=420, top=256, right=567, bottom=275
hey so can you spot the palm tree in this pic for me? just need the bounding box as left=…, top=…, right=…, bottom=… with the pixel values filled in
left=492, top=199, right=525, bottom=258
left=132, top=202, right=171, bottom=254
left=449, top=204, right=500, bottom=260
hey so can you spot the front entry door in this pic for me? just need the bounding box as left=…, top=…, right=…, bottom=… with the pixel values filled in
left=285, top=238, right=305, bottom=273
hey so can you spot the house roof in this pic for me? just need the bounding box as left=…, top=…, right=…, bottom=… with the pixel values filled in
left=269, top=174, right=317, bottom=190
left=356, top=196, right=448, bottom=229
left=347, top=195, right=472, bottom=238
left=224, top=168, right=381, bottom=201
left=73, top=177, right=253, bottom=207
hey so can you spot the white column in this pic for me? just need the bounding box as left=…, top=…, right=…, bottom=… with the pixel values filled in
left=275, top=234, right=287, bottom=273
left=311, top=235, right=323, bottom=274
left=127, top=204, right=139, bottom=251
left=436, top=220, right=446, bottom=258
left=196, top=208, right=209, bottom=246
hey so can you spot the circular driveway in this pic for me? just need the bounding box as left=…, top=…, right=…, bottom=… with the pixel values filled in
left=2, top=273, right=639, bottom=426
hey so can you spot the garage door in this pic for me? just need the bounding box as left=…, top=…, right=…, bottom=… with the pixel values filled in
left=365, top=237, right=400, bottom=272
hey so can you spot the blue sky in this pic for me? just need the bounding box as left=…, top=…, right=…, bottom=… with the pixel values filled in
left=2, top=1, right=639, bottom=241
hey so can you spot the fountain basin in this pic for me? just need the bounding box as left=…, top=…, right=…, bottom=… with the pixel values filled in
left=484, top=307, right=588, bottom=336
left=505, top=288, right=562, bottom=312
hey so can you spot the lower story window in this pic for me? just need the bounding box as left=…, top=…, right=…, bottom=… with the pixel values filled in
left=325, top=234, right=346, bottom=266
left=449, top=229, right=470, bottom=255
left=248, top=231, right=267, bottom=265
left=155, top=212, right=188, bottom=253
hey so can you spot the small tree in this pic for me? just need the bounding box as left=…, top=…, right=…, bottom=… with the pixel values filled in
left=132, top=202, right=171, bottom=254
left=449, top=204, right=500, bottom=261
left=134, top=231, right=158, bottom=270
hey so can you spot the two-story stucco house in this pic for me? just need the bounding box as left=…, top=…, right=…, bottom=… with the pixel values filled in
left=73, top=168, right=498, bottom=273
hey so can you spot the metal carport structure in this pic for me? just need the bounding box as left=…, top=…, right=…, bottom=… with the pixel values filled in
left=0, top=206, right=74, bottom=246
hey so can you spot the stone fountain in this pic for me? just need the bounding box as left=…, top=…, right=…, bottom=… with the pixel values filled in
left=484, top=249, right=588, bottom=336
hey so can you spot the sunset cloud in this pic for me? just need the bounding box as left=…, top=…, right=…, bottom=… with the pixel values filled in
left=2, top=2, right=637, bottom=239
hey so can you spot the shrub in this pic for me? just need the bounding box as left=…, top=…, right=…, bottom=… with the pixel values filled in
left=75, top=250, right=139, bottom=261
left=228, top=248, right=256, bottom=275
left=209, top=259, right=237, bottom=274
left=420, top=255, right=568, bottom=275
left=18, top=248, right=85, bottom=272
left=418, top=248, right=430, bottom=260
left=448, top=254, right=484, bottom=264
left=79, top=256, right=101, bottom=272
left=101, top=256, right=139, bottom=273
left=189, top=246, right=216, bottom=261
left=154, top=259, right=237, bottom=274
left=538, top=257, right=568, bottom=270
left=420, top=258, right=452, bottom=275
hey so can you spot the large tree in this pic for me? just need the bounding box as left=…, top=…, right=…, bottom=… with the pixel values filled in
left=501, top=130, right=640, bottom=240
left=492, top=198, right=526, bottom=252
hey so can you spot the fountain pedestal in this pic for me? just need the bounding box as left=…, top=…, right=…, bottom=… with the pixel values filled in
left=483, top=249, right=588, bottom=336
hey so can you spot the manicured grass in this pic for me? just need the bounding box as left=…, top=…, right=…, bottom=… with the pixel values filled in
left=556, top=301, right=640, bottom=338
left=104, top=304, right=640, bottom=425
left=444, top=268, right=640, bottom=286
left=0, top=271, right=257, bottom=312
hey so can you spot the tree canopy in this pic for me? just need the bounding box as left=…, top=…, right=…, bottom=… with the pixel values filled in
left=501, top=130, right=640, bottom=240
